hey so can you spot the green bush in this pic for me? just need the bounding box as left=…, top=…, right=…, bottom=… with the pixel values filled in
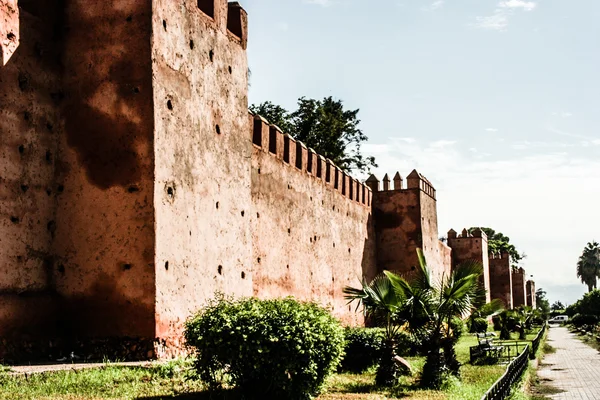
left=395, top=330, right=424, bottom=356
left=184, top=295, right=345, bottom=400
left=340, top=327, right=384, bottom=372
left=469, top=317, right=489, bottom=333
left=570, top=313, right=599, bottom=328
left=450, top=317, right=465, bottom=339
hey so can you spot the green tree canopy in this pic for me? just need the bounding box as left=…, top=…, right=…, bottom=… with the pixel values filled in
left=250, top=97, right=377, bottom=174
left=576, top=241, right=600, bottom=292
left=535, top=288, right=550, bottom=317
left=468, top=227, right=525, bottom=265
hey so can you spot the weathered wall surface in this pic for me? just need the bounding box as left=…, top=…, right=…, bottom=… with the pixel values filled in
left=0, top=1, right=62, bottom=339
left=1, top=0, right=19, bottom=65
left=526, top=280, right=536, bottom=308
left=251, top=116, right=376, bottom=325
left=489, top=253, right=512, bottom=308
left=151, top=0, right=253, bottom=355
left=418, top=189, right=451, bottom=281
left=52, top=0, right=156, bottom=338
left=512, top=268, right=527, bottom=308
left=447, top=229, right=491, bottom=303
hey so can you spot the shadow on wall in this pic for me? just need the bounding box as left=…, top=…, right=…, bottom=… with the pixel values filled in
left=360, top=212, right=377, bottom=283
left=61, top=0, right=154, bottom=189
left=56, top=272, right=155, bottom=339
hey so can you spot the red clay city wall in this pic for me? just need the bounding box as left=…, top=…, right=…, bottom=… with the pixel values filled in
left=489, top=252, right=513, bottom=309
left=151, top=0, right=253, bottom=356
left=512, top=267, right=527, bottom=308
left=447, top=228, right=491, bottom=303
left=0, top=1, right=63, bottom=341
left=0, top=0, right=534, bottom=363
left=251, top=115, right=376, bottom=326
left=52, top=0, right=157, bottom=340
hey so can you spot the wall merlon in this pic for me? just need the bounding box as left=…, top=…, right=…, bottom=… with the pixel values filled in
left=307, top=148, right=317, bottom=176
left=283, top=134, right=296, bottom=166
left=447, top=229, right=457, bottom=239
left=334, top=166, right=342, bottom=193
left=406, top=169, right=436, bottom=199
left=393, top=172, right=403, bottom=190
left=471, top=227, right=486, bottom=239
left=317, top=155, right=326, bottom=181
left=325, top=158, right=334, bottom=186
left=296, top=141, right=308, bottom=171
left=382, top=173, right=390, bottom=191
left=226, top=2, right=248, bottom=49
left=365, top=174, right=379, bottom=192
left=252, top=114, right=269, bottom=150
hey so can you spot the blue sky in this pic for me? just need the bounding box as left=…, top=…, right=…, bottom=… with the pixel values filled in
left=245, top=0, right=600, bottom=305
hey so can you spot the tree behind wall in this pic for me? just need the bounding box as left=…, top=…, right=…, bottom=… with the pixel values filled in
left=535, top=288, right=550, bottom=318
left=576, top=241, right=600, bottom=292
left=250, top=97, right=377, bottom=174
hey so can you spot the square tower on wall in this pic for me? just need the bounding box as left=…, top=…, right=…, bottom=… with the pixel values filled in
left=0, top=0, right=252, bottom=361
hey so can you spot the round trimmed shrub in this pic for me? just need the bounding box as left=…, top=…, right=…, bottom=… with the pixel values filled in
left=469, top=317, right=489, bottom=333
left=184, top=295, right=345, bottom=400
left=450, top=316, right=465, bottom=339
left=340, top=327, right=384, bottom=372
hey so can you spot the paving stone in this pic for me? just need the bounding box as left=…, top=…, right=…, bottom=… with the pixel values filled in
left=538, top=326, right=600, bottom=399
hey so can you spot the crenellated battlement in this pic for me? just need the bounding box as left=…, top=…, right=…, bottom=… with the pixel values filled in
left=250, top=112, right=372, bottom=207
left=489, top=251, right=511, bottom=260
left=447, top=227, right=487, bottom=240
left=365, top=169, right=436, bottom=200
left=196, top=0, right=248, bottom=48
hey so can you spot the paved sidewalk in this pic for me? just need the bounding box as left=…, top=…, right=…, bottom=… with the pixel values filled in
left=538, top=326, right=600, bottom=399
left=8, top=360, right=163, bottom=375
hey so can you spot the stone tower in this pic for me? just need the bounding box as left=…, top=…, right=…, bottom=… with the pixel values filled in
left=447, top=228, right=491, bottom=303
left=368, top=170, right=451, bottom=280
left=512, top=267, right=527, bottom=308
left=489, top=252, right=513, bottom=309
left=0, top=0, right=252, bottom=359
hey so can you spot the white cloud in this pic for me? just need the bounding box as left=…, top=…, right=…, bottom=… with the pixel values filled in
left=499, top=0, right=537, bottom=11
left=485, top=128, right=499, bottom=132
left=474, top=11, right=509, bottom=31
left=474, top=1, right=537, bottom=31
left=423, top=0, right=444, bottom=11
left=592, top=139, right=600, bottom=145
left=561, top=112, right=573, bottom=118
left=277, top=22, right=289, bottom=31
left=363, top=136, right=600, bottom=305
left=429, top=140, right=456, bottom=148
left=304, top=0, right=333, bottom=6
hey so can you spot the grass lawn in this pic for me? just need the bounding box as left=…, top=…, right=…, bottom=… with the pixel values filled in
left=0, top=328, right=543, bottom=400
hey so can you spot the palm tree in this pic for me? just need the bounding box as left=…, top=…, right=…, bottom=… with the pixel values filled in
left=577, top=241, right=600, bottom=292
left=342, top=273, right=410, bottom=386
left=344, top=249, right=485, bottom=389
left=467, top=298, right=504, bottom=333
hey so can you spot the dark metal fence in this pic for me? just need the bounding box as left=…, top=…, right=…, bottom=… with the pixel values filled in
left=529, top=323, right=547, bottom=359
left=480, top=344, right=530, bottom=400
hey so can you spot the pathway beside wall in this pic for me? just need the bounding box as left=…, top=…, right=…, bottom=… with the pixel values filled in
left=537, top=326, right=600, bottom=399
